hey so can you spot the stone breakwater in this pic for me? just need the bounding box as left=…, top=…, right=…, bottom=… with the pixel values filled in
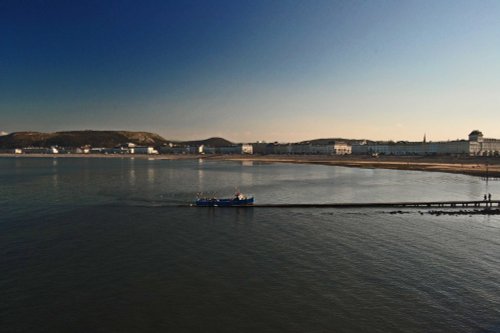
left=388, top=209, right=500, bottom=216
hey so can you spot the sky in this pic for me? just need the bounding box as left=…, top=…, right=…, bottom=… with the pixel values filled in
left=1, top=0, right=500, bottom=142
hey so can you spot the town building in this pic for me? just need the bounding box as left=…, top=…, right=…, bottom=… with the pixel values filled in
left=199, top=144, right=253, bottom=154
left=106, top=143, right=158, bottom=154
left=23, top=147, right=59, bottom=154
left=0, top=148, right=22, bottom=154
left=262, top=141, right=351, bottom=155
left=352, top=130, right=500, bottom=156
left=241, top=144, right=253, bottom=154
left=132, top=146, right=159, bottom=154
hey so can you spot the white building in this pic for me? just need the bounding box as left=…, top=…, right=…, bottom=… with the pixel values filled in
left=469, top=130, right=500, bottom=156
left=276, top=141, right=352, bottom=155
left=241, top=144, right=253, bottom=154
left=132, top=146, right=158, bottom=154
left=197, top=144, right=253, bottom=154
left=331, top=142, right=352, bottom=155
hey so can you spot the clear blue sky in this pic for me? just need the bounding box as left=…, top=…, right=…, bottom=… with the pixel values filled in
left=1, top=0, right=500, bottom=142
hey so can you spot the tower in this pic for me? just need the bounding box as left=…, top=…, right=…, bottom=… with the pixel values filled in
left=468, top=130, right=483, bottom=142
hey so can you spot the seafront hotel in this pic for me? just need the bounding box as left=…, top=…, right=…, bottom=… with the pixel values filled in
left=352, top=130, right=500, bottom=156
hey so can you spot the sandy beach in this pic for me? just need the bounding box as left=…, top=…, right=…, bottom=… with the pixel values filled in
left=2, top=153, right=500, bottom=178
left=207, top=154, right=500, bottom=178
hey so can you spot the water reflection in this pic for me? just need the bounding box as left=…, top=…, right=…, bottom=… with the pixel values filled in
left=4, top=156, right=500, bottom=333
left=241, top=169, right=253, bottom=187
left=52, top=173, right=59, bottom=190
left=198, top=168, right=205, bottom=190
left=147, top=166, right=155, bottom=185
left=129, top=159, right=136, bottom=186
left=52, top=158, right=59, bottom=190
left=234, top=206, right=254, bottom=223
left=3, top=157, right=500, bottom=208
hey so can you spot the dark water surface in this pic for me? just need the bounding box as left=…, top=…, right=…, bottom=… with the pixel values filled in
left=1, top=157, right=500, bottom=332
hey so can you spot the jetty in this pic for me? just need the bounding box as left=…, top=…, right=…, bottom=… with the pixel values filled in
left=191, top=200, right=500, bottom=209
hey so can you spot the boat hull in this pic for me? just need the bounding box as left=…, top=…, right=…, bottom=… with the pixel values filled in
left=195, top=197, right=254, bottom=207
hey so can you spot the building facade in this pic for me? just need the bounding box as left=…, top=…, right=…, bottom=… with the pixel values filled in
left=352, top=130, right=500, bottom=156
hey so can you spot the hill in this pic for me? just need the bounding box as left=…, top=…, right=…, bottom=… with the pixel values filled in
left=177, top=137, right=234, bottom=147
left=298, top=138, right=362, bottom=145
left=0, top=131, right=169, bottom=148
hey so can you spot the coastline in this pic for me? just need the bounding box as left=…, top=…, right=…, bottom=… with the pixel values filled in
left=0, top=153, right=199, bottom=160
left=206, top=154, right=500, bottom=178
left=2, top=153, right=500, bottom=177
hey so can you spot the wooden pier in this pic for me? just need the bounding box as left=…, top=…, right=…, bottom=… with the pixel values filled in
left=200, top=200, right=500, bottom=209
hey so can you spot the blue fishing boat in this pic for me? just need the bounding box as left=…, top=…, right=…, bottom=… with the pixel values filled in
left=195, top=192, right=254, bottom=207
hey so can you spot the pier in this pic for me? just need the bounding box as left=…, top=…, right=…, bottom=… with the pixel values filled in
left=195, top=200, right=500, bottom=209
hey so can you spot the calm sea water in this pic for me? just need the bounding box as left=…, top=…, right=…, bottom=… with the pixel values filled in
left=1, top=157, right=500, bottom=332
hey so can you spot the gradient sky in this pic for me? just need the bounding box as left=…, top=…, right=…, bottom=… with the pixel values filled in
left=1, top=0, right=500, bottom=142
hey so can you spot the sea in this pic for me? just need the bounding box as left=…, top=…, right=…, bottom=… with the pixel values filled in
left=1, top=156, right=500, bottom=332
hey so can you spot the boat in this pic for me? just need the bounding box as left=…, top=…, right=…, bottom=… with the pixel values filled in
left=195, top=192, right=254, bottom=207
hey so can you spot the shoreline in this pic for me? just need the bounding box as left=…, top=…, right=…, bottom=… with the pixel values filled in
left=0, top=153, right=199, bottom=160
left=2, top=153, right=500, bottom=177
left=206, top=154, right=500, bottom=178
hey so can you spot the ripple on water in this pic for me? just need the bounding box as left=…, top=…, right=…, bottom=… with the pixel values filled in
left=2, top=158, right=500, bottom=332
